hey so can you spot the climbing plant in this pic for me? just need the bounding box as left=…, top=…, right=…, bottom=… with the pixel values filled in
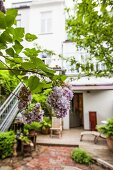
left=66, top=0, right=113, bottom=77
left=0, top=6, right=66, bottom=93
left=0, top=2, right=67, bottom=122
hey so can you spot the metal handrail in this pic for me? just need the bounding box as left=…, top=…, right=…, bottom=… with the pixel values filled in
left=0, top=83, right=22, bottom=117
left=0, top=82, right=23, bottom=131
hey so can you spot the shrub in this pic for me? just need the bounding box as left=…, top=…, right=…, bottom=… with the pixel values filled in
left=71, top=148, right=93, bottom=165
left=0, top=131, right=16, bottom=159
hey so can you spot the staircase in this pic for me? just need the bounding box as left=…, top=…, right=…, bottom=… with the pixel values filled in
left=0, top=83, right=23, bottom=132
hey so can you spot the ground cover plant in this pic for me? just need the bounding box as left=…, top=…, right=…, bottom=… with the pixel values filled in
left=71, top=147, right=94, bottom=165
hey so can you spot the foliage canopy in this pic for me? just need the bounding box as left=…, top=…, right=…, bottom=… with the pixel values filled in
left=0, top=8, right=66, bottom=93
left=66, top=0, right=113, bottom=77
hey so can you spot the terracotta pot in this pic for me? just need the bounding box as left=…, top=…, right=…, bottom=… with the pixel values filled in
left=106, top=136, right=113, bottom=152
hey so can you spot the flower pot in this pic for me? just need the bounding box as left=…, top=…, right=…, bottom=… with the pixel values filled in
left=41, top=128, right=50, bottom=134
left=29, top=130, right=37, bottom=136
left=106, top=136, right=113, bottom=152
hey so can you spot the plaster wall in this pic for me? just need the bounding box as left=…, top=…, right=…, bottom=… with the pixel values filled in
left=29, top=1, right=65, bottom=54
left=83, top=90, right=113, bottom=129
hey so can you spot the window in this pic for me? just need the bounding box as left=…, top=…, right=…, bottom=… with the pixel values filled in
left=40, top=11, right=52, bottom=34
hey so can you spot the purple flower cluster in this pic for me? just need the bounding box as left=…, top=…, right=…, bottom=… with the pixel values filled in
left=18, top=86, right=32, bottom=111
left=48, top=85, right=73, bottom=118
left=24, top=103, right=44, bottom=123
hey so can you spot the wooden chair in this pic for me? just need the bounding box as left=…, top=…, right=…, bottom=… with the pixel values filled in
left=50, top=117, right=62, bottom=138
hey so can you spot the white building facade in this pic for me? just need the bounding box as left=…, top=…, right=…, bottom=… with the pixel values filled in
left=9, top=0, right=113, bottom=130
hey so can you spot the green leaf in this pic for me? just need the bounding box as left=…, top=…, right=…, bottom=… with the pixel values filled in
left=6, top=48, right=14, bottom=57
left=13, top=40, right=23, bottom=54
left=25, top=33, right=37, bottom=42
left=24, top=48, right=38, bottom=57
left=0, top=30, right=13, bottom=43
left=21, top=62, right=36, bottom=70
left=6, top=9, right=18, bottom=18
left=13, top=28, right=24, bottom=42
left=0, top=42, right=7, bottom=49
left=60, top=75, right=67, bottom=81
left=0, top=61, right=5, bottom=68
left=31, top=57, right=55, bottom=75
left=0, top=12, right=6, bottom=29
left=28, top=76, right=40, bottom=91
left=5, top=9, right=18, bottom=27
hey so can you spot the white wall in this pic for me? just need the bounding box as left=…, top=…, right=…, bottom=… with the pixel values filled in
left=18, top=8, right=30, bottom=34
left=83, top=90, right=113, bottom=129
left=29, top=0, right=65, bottom=54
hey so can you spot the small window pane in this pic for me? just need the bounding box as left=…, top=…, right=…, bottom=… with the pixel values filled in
left=40, top=11, right=52, bottom=33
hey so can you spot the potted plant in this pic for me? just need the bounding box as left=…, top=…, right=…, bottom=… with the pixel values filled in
left=19, top=135, right=33, bottom=155
left=97, top=118, right=113, bottom=151
left=24, top=121, right=42, bottom=136
left=40, top=117, right=52, bottom=134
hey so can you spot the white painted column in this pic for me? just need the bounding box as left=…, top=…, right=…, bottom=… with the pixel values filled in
left=63, top=110, right=69, bottom=129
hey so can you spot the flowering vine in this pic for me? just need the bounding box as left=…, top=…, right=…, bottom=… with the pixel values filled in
left=47, top=84, right=73, bottom=118
left=18, top=86, right=44, bottom=123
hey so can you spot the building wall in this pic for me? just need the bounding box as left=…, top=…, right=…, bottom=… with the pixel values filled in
left=29, top=0, right=65, bottom=54
left=83, top=90, right=113, bottom=130
left=18, top=8, right=30, bottom=33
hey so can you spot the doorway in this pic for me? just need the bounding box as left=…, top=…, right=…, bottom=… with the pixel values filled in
left=70, top=93, right=83, bottom=128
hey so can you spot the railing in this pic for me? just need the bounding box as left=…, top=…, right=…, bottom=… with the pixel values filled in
left=0, top=83, right=23, bottom=132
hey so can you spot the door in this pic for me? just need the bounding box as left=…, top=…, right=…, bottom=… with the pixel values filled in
left=89, top=111, right=97, bottom=131
left=70, top=93, right=83, bottom=128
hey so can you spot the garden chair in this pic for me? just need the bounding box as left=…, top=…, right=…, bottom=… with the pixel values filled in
left=80, top=131, right=106, bottom=144
left=50, top=117, right=62, bottom=138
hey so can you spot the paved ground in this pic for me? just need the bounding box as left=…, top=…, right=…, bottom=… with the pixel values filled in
left=0, top=145, right=105, bottom=170
left=0, top=128, right=113, bottom=170
left=36, top=128, right=113, bottom=168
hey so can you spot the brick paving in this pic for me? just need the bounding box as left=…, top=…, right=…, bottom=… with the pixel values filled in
left=15, top=146, right=88, bottom=170
left=14, top=145, right=104, bottom=170
left=0, top=145, right=104, bottom=170
left=0, top=128, right=112, bottom=170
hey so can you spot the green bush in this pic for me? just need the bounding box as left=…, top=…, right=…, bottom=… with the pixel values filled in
left=0, top=131, right=16, bottom=159
left=97, top=118, right=113, bottom=137
left=71, top=148, right=93, bottom=165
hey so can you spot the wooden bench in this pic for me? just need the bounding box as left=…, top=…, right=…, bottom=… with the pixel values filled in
left=80, top=131, right=106, bottom=144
